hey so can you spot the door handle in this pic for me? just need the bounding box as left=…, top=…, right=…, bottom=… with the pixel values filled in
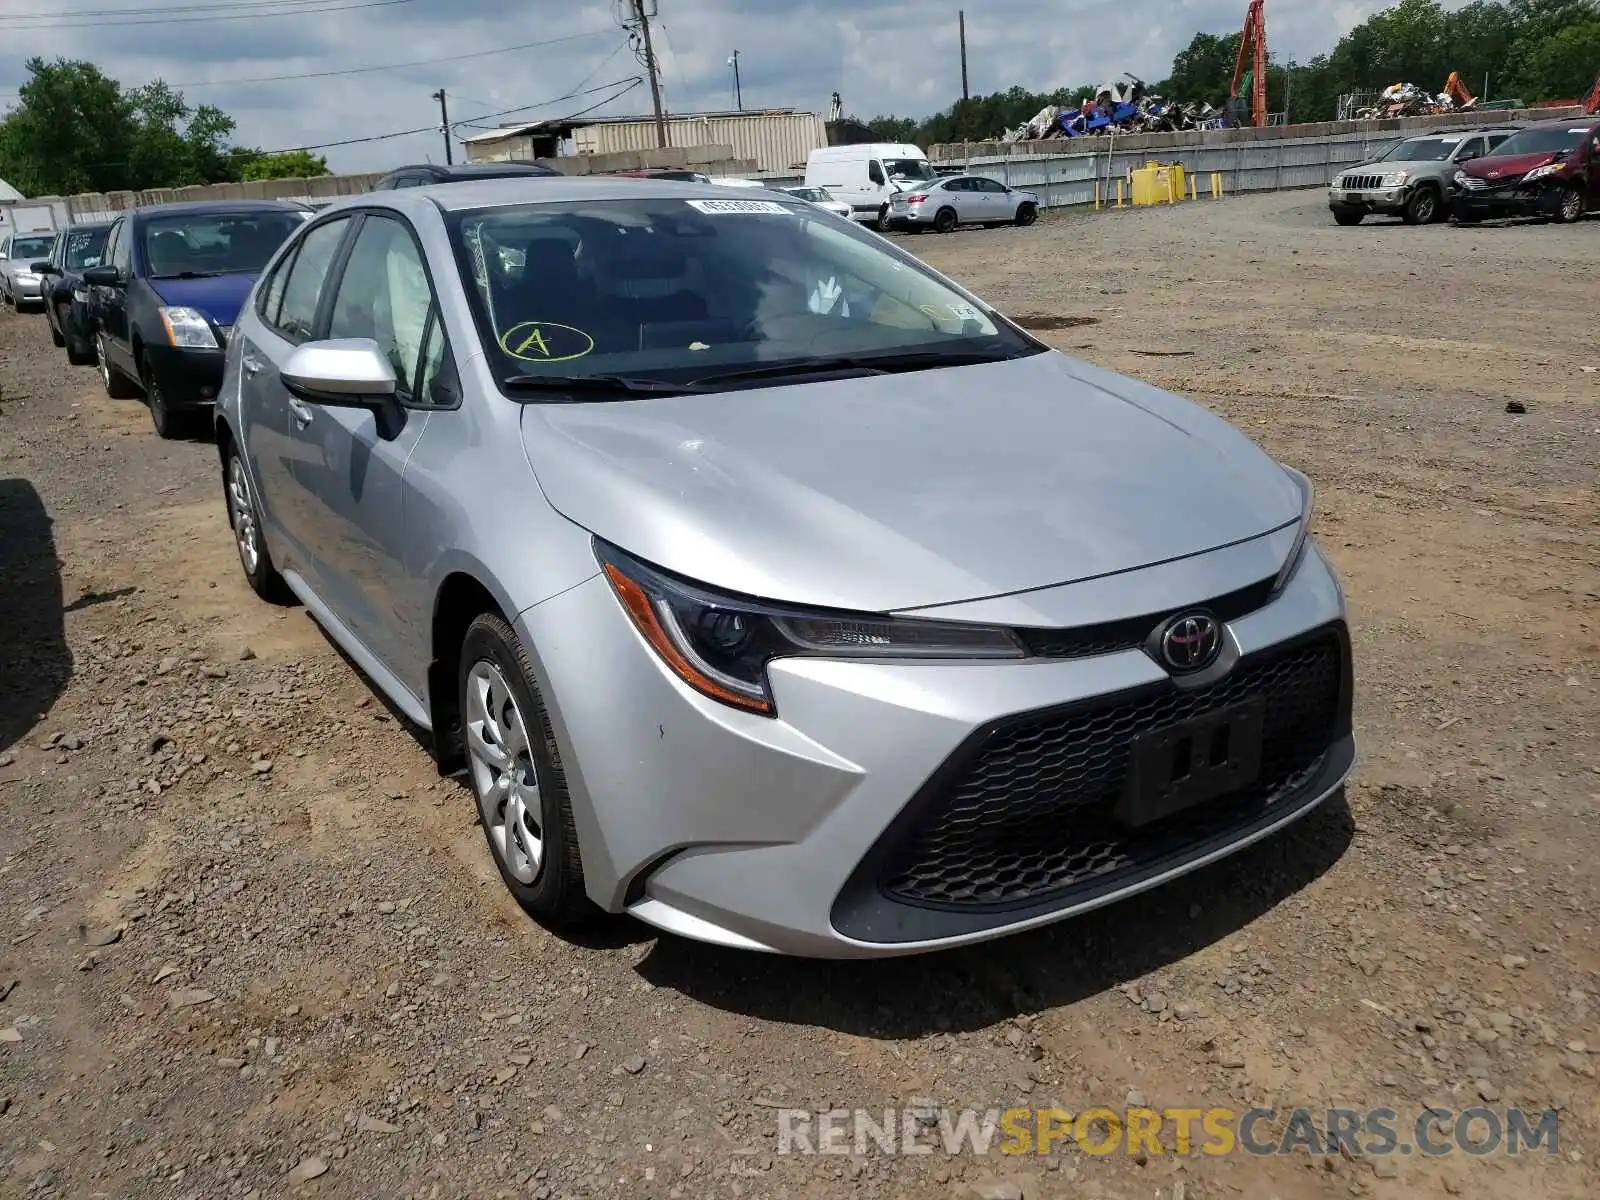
left=288, top=397, right=314, bottom=427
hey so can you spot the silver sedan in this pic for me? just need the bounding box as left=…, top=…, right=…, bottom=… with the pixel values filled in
left=889, top=175, right=1041, bottom=232
left=0, top=231, right=58, bottom=309
left=216, top=177, right=1352, bottom=958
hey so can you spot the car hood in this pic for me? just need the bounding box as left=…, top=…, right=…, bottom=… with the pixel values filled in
left=518, top=351, right=1301, bottom=613
left=147, top=272, right=259, bottom=325
left=1464, top=151, right=1559, bottom=180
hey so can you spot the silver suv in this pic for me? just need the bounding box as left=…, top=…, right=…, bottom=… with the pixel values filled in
left=1329, top=128, right=1518, bottom=225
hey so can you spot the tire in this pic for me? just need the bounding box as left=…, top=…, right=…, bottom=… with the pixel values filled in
left=223, top=448, right=290, bottom=603
left=1332, top=210, right=1363, bottom=226
left=1014, top=202, right=1038, bottom=227
left=1453, top=209, right=1482, bottom=224
left=1554, top=185, right=1585, bottom=224
left=49, top=307, right=65, bottom=347
left=933, top=206, right=959, bottom=234
left=96, top=332, right=140, bottom=399
left=459, top=613, right=592, bottom=927
left=1402, top=187, right=1439, bottom=226
left=874, top=205, right=892, bottom=233
left=65, top=324, right=95, bottom=367
left=142, top=351, right=195, bottom=439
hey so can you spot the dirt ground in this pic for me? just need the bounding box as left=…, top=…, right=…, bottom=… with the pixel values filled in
left=0, top=188, right=1595, bottom=1200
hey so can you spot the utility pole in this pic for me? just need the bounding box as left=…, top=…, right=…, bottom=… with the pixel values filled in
left=430, top=88, right=453, bottom=164
left=958, top=10, right=970, bottom=101
left=729, top=48, right=742, bottom=110
left=631, top=0, right=668, bottom=148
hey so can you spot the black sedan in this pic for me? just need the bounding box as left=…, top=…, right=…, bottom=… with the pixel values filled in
left=82, top=199, right=309, bottom=438
left=35, top=222, right=112, bottom=365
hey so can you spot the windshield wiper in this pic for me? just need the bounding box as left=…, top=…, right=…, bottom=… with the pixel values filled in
left=691, top=348, right=1023, bottom=388
left=149, top=270, right=227, bottom=279
left=500, top=372, right=701, bottom=396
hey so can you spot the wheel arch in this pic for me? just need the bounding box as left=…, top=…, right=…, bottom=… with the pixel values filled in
left=428, top=570, right=513, bottom=774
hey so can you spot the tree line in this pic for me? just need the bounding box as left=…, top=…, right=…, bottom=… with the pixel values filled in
left=0, top=57, right=330, bottom=197
left=866, top=0, right=1600, bottom=144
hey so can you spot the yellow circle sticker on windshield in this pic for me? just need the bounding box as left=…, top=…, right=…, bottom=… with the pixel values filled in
left=499, top=321, right=595, bottom=364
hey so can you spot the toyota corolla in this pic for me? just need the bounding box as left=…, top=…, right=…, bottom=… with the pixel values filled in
left=214, top=178, right=1354, bottom=958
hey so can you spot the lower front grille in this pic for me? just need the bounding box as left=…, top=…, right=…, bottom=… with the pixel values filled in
left=1339, top=174, right=1384, bottom=190
left=878, top=626, right=1348, bottom=909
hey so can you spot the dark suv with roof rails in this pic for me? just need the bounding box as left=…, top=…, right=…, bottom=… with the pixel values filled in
left=373, top=161, right=560, bottom=189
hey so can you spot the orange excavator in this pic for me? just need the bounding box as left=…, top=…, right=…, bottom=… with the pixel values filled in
left=1228, top=0, right=1268, bottom=128
left=1442, top=71, right=1477, bottom=110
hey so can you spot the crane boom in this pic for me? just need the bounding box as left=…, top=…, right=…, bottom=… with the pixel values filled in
left=1586, top=72, right=1600, bottom=115
left=1229, top=0, right=1269, bottom=128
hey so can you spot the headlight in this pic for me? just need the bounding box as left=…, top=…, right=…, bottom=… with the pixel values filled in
left=1453, top=170, right=1470, bottom=185
left=1380, top=170, right=1409, bottom=186
left=596, top=541, right=1025, bottom=716
left=158, top=306, right=219, bottom=349
left=1522, top=163, right=1563, bottom=182
left=1272, top=466, right=1315, bottom=595
left=15, top=270, right=37, bottom=281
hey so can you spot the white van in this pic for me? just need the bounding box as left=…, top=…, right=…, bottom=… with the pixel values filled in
left=804, top=144, right=939, bottom=229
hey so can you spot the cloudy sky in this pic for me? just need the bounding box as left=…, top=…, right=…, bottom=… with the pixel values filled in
left=2, top=0, right=1407, bottom=174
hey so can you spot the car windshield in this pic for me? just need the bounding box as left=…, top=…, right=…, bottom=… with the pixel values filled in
left=785, top=187, right=827, bottom=202
left=884, top=158, right=936, bottom=182
left=449, top=196, right=1038, bottom=394
left=140, top=210, right=304, bottom=278
left=11, top=235, right=55, bottom=260
left=1382, top=137, right=1459, bottom=161
left=1490, top=126, right=1590, bottom=157
left=62, top=227, right=109, bottom=270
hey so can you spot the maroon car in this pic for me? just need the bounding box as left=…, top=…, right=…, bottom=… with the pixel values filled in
left=1452, top=117, right=1600, bottom=223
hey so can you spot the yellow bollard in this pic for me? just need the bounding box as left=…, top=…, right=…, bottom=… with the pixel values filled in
left=1189, top=175, right=1199, bottom=201
left=1114, top=179, right=1126, bottom=208
left=1210, top=172, right=1224, bottom=199
left=1093, top=180, right=1102, bottom=211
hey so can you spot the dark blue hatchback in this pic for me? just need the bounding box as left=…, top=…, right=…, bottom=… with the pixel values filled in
left=83, top=200, right=310, bottom=438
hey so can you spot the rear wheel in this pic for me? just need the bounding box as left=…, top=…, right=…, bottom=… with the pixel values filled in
left=1555, top=185, right=1585, bottom=224
left=97, top=333, right=140, bottom=398
left=1403, top=187, right=1439, bottom=225
left=459, top=613, right=591, bottom=927
left=933, top=206, right=959, bottom=234
left=1014, top=202, right=1038, bottom=227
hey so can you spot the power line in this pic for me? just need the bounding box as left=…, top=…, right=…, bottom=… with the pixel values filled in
left=0, top=0, right=417, bottom=29
left=2, top=0, right=387, bottom=17
left=165, top=30, right=611, bottom=89
left=253, top=76, right=642, bottom=155
left=455, top=39, right=629, bottom=131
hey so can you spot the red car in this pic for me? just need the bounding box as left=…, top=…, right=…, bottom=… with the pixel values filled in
left=1452, top=117, right=1600, bottom=223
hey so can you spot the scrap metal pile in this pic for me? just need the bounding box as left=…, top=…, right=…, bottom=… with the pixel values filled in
left=1000, top=76, right=1227, bottom=142
left=1355, top=73, right=1479, bottom=119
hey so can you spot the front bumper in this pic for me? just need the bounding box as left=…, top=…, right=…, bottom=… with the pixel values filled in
left=521, top=535, right=1354, bottom=958
left=142, top=341, right=228, bottom=408
left=1327, top=185, right=1409, bottom=215
left=9, top=275, right=45, bottom=304
left=1452, top=181, right=1565, bottom=219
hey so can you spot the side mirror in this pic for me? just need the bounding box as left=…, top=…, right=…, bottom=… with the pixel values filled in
left=1456, top=150, right=1478, bottom=162
left=82, top=265, right=121, bottom=287
left=30, top=261, right=57, bottom=275
left=280, top=339, right=397, bottom=406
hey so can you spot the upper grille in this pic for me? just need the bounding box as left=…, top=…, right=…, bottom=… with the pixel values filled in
left=879, top=628, right=1347, bottom=908
left=1339, top=174, right=1384, bottom=190
left=1016, top=576, right=1275, bottom=661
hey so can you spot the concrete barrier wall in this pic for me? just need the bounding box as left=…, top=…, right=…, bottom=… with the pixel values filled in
left=921, top=105, right=1586, bottom=210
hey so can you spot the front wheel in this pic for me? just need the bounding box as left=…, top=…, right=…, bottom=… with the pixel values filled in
left=143, top=352, right=195, bottom=439
left=49, top=307, right=65, bottom=347
left=1014, top=202, right=1038, bottom=227
left=1332, top=209, right=1363, bottom=226
left=459, top=613, right=592, bottom=927
left=224, top=450, right=290, bottom=603
left=1403, top=187, right=1439, bottom=225
left=97, top=333, right=140, bottom=398
left=874, top=205, right=893, bottom=233
left=1555, top=185, right=1585, bottom=224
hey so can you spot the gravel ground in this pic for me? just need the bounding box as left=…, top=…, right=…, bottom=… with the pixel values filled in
left=0, top=189, right=1595, bottom=1200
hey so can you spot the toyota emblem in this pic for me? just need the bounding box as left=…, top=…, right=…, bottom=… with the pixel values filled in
left=1160, top=613, right=1222, bottom=672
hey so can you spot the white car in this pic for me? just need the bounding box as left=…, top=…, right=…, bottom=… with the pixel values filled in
left=781, top=185, right=854, bottom=219
left=889, top=175, right=1040, bottom=233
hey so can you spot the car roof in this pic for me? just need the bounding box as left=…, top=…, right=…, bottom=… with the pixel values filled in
left=326, top=175, right=797, bottom=214
left=126, top=199, right=309, bottom=220
left=65, top=221, right=113, bottom=231
left=389, top=162, right=559, bottom=178
left=1523, top=116, right=1600, bottom=130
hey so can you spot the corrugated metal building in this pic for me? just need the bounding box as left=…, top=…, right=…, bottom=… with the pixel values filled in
left=465, top=109, right=826, bottom=174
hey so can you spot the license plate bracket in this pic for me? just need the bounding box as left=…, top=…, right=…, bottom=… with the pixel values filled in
left=1114, top=699, right=1265, bottom=828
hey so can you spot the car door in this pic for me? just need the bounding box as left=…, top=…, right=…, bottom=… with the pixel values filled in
left=97, top=219, right=136, bottom=375
left=975, top=177, right=1012, bottom=219
left=1589, top=130, right=1600, bottom=200
left=239, top=213, right=357, bottom=593
left=283, top=210, right=450, bottom=681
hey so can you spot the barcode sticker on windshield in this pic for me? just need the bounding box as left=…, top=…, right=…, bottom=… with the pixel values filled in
left=685, top=199, right=789, bottom=215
